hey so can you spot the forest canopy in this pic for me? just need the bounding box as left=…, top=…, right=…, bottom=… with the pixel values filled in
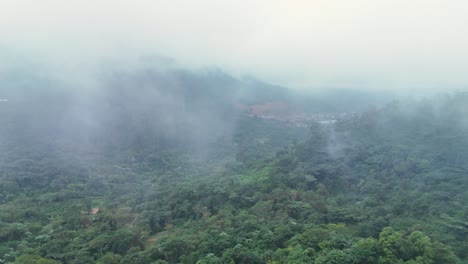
left=1, top=70, right=467, bottom=263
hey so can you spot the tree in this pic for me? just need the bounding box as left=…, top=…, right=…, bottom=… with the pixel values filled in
left=14, top=254, right=58, bottom=264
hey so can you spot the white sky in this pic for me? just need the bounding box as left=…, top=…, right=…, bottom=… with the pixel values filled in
left=1, top=0, right=468, bottom=91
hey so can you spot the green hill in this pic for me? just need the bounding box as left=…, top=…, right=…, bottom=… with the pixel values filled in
left=0, top=67, right=466, bottom=263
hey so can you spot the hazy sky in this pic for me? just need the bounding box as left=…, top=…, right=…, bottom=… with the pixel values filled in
left=1, top=0, right=468, bottom=91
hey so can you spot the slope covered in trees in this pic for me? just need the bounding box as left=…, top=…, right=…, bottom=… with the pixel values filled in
left=0, top=70, right=467, bottom=263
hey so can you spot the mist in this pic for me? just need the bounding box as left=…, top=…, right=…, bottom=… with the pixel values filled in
left=2, top=0, right=468, bottom=92
left=2, top=1, right=468, bottom=263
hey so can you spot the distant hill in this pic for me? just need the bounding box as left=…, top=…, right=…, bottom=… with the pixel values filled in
left=0, top=64, right=395, bottom=155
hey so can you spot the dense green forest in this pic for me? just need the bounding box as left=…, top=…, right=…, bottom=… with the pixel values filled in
left=1, top=70, right=468, bottom=263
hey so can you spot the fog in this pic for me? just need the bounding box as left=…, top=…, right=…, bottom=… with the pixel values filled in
left=3, top=3, right=468, bottom=262
left=2, top=0, right=468, bottom=92
left=2, top=0, right=467, bottom=165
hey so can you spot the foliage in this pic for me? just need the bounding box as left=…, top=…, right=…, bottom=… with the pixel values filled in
left=1, top=92, right=468, bottom=263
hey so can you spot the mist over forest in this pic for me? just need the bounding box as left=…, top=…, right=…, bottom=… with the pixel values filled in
left=0, top=59, right=396, bottom=157
left=1, top=59, right=468, bottom=264
left=2, top=1, right=468, bottom=263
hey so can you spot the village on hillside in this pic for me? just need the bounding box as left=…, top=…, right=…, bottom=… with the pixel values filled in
left=238, top=101, right=358, bottom=127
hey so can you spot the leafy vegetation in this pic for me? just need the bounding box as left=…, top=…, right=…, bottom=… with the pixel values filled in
left=1, top=89, right=467, bottom=263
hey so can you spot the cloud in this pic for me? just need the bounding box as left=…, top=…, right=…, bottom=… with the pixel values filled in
left=1, top=0, right=468, bottom=91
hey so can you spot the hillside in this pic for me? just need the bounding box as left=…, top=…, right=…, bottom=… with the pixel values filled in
left=0, top=70, right=467, bottom=263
